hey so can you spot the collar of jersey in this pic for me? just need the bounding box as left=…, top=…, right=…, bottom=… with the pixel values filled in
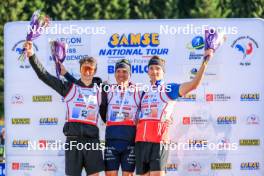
left=155, top=80, right=165, bottom=86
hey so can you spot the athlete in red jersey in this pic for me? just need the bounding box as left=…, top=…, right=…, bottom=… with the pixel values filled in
left=135, top=49, right=214, bottom=176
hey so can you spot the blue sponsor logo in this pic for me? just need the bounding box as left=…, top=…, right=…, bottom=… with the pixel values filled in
left=186, top=36, right=204, bottom=60
left=231, top=36, right=258, bottom=66
left=187, top=36, right=205, bottom=50
left=240, top=93, right=260, bottom=101
left=108, top=65, right=148, bottom=74
left=217, top=116, right=237, bottom=124
left=58, top=37, right=82, bottom=44
left=12, top=140, right=29, bottom=148
left=177, top=94, right=196, bottom=102
left=12, top=40, right=39, bottom=69
left=72, top=108, right=81, bottom=119
left=240, top=162, right=259, bottom=170
left=188, top=139, right=207, bottom=149
left=39, top=118, right=58, bottom=125
left=99, top=33, right=169, bottom=56
left=166, top=163, right=178, bottom=171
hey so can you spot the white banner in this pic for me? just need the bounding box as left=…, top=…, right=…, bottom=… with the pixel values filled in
left=4, top=19, right=264, bottom=175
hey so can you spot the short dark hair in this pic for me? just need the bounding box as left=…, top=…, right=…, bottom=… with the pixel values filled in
left=149, top=56, right=165, bottom=64
left=115, top=59, right=131, bottom=73
left=116, top=59, right=131, bottom=66
left=79, top=56, right=97, bottom=72
left=148, top=56, right=166, bottom=71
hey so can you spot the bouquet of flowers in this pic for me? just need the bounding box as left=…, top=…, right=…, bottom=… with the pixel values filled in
left=50, top=40, right=67, bottom=79
left=204, top=28, right=226, bottom=61
left=18, top=10, right=50, bottom=61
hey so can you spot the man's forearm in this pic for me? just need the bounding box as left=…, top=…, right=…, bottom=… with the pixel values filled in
left=29, top=54, right=72, bottom=97
left=64, top=72, right=78, bottom=84
left=191, top=60, right=208, bottom=89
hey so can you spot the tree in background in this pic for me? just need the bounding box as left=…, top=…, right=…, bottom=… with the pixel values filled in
left=129, top=0, right=179, bottom=19
left=224, top=0, right=264, bottom=18
left=189, top=0, right=229, bottom=18
left=0, top=0, right=263, bottom=117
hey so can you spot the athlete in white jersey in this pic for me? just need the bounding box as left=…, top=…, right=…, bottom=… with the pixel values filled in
left=104, top=59, right=140, bottom=176
left=61, top=59, right=140, bottom=176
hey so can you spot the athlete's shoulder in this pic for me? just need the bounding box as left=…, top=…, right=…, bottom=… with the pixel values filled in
left=164, top=83, right=181, bottom=100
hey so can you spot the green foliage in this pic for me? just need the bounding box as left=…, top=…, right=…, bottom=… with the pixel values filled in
left=189, top=0, right=224, bottom=18
left=0, top=0, right=263, bottom=118
left=223, top=0, right=264, bottom=18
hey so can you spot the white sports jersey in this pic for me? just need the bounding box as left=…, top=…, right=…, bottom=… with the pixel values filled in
left=64, top=84, right=101, bottom=126
left=106, top=84, right=140, bottom=126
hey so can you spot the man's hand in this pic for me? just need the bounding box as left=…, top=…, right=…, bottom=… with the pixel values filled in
left=23, top=41, right=34, bottom=58
left=59, top=62, right=67, bottom=76
left=204, top=49, right=214, bottom=61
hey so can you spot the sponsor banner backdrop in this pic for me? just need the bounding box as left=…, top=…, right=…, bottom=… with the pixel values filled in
left=4, top=19, right=264, bottom=175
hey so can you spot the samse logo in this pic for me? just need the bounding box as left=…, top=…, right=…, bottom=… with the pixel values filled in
left=108, top=33, right=160, bottom=47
